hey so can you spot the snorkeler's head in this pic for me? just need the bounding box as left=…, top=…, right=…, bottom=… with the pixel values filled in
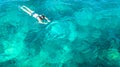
left=38, top=15, right=45, bottom=20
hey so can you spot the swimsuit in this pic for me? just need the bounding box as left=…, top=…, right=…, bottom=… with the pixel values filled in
left=31, top=12, right=39, bottom=18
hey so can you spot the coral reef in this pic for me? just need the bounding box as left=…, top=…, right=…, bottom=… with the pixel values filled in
left=0, top=0, right=120, bottom=67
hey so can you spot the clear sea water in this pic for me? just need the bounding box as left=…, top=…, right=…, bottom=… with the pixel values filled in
left=0, top=0, right=120, bottom=67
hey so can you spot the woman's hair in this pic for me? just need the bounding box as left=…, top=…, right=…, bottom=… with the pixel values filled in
left=39, top=15, right=45, bottom=20
left=41, top=15, right=45, bottom=18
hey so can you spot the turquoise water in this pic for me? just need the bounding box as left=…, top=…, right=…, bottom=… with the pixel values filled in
left=0, top=0, right=120, bottom=67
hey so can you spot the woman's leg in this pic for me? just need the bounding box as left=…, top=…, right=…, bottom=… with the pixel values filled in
left=20, top=6, right=34, bottom=16
left=22, top=6, right=34, bottom=13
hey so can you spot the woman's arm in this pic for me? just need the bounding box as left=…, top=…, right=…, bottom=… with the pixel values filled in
left=44, top=17, right=51, bottom=22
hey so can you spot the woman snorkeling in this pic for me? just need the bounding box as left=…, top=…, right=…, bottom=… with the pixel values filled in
left=20, top=5, right=50, bottom=24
